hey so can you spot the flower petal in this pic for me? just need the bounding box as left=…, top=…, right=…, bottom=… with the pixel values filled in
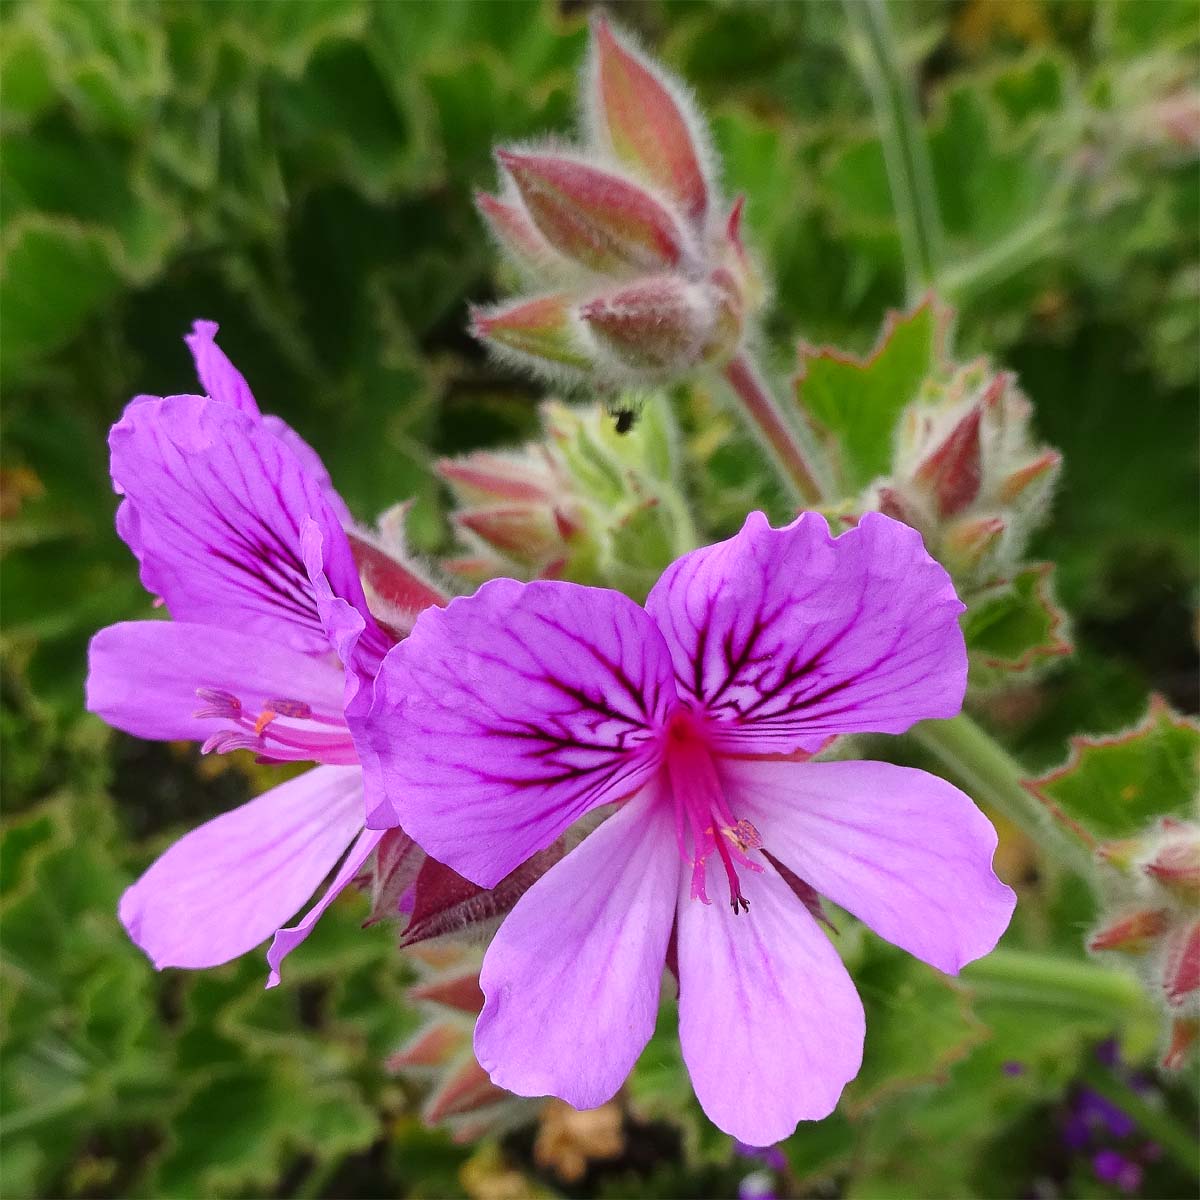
left=360, top=578, right=678, bottom=885
left=645, top=511, right=966, bottom=753
left=720, top=757, right=1016, bottom=975
left=87, top=620, right=345, bottom=743
left=184, top=319, right=259, bottom=416
left=474, top=786, right=679, bottom=1108
left=676, top=860, right=865, bottom=1143
left=109, top=393, right=364, bottom=656
left=266, top=826, right=383, bottom=987
left=119, top=765, right=362, bottom=970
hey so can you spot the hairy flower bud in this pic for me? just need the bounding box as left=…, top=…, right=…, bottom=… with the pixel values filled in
left=580, top=274, right=712, bottom=375
left=497, top=149, right=690, bottom=277
left=865, top=363, right=1061, bottom=587
left=1090, top=817, right=1200, bottom=1070
left=586, top=14, right=710, bottom=226
left=472, top=18, right=760, bottom=388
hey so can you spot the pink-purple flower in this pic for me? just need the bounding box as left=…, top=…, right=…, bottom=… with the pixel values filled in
left=357, top=510, right=1016, bottom=1142
left=86, top=322, right=438, bottom=984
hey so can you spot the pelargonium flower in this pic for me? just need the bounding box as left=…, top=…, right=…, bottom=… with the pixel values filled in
left=86, top=321, right=443, bottom=983
left=357, top=510, right=1016, bottom=1142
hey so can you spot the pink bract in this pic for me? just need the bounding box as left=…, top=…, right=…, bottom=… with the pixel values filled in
left=358, top=510, right=1016, bottom=1143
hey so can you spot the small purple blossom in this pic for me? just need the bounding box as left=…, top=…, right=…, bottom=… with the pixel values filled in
left=357, top=510, right=1016, bottom=1142
left=1093, top=1149, right=1144, bottom=1194
left=87, top=321, right=396, bottom=984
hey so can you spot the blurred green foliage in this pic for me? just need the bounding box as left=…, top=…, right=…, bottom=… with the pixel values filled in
left=2, top=1, right=1197, bottom=1197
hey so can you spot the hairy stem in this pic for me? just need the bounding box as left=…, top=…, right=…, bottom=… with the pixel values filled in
left=964, top=949, right=1148, bottom=1017
left=843, top=0, right=945, bottom=295
left=722, top=352, right=827, bottom=504
left=913, top=714, right=1096, bottom=880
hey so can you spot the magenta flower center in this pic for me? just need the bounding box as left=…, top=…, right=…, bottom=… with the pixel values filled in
left=193, top=686, right=357, bottom=763
left=663, top=709, right=763, bottom=913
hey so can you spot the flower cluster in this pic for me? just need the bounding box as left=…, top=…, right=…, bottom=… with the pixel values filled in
left=1089, top=818, right=1200, bottom=1069
left=472, top=15, right=761, bottom=387
left=864, top=359, right=1061, bottom=586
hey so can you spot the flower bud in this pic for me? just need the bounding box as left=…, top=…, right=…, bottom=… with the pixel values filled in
left=1144, top=830, right=1200, bottom=901
left=497, top=149, right=690, bottom=276
left=1088, top=907, right=1169, bottom=954
left=579, top=273, right=711, bottom=374
left=475, top=189, right=561, bottom=276
left=1163, top=1017, right=1199, bottom=1070
left=1162, top=917, right=1200, bottom=1007
left=470, top=293, right=594, bottom=374
left=586, top=14, right=710, bottom=226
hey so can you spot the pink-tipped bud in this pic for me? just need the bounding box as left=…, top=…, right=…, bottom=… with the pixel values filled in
left=999, top=449, right=1062, bottom=504
left=425, top=1059, right=507, bottom=1124
left=914, top=403, right=985, bottom=517
left=1162, top=918, right=1200, bottom=1007
left=388, top=1023, right=466, bottom=1070
left=1145, top=836, right=1200, bottom=901
left=475, top=190, right=558, bottom=273
left=1163, top=1016, right=1199, bottom=1070
left=579, top=273, right=710, bottom=373
left=409, top=971, right=486, bottom=1015
left=942, top=514, right=1006, bottom=572
left=454, top=504, right=573, bottom=564
left=471, top=294, right=593, bottom=372
left=497, top=149, right=688, bottom=276
left=347, top=531, right=447, bottom=635
left=437, top=450, right=558, bottom=505
left=1089, top=907, right=1170, bottom=955
left=587, top=15, right=709, bottom=226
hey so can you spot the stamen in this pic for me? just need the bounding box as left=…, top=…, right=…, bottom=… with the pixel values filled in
left=264, top=697, right=313, bottom=719
left=664, top=710, right=762, bottom=915
left=254, top=709, right=278, bottom=736
left=193, top=687, right=243, bottom=720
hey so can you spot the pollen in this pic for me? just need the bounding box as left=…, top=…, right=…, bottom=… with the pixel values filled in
left=254, top=709, right=278, bottom=736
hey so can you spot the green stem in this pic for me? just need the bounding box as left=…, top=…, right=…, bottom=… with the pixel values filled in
left=912, top=714, right=1095, bottom=880
left=1080, top=1058, right=1199, bottom=1177
left=842, top=0, right=945, bottom=295
left=964, top=949, right=1148, bottom=1018
left=722, top=352, right=827, bottom=504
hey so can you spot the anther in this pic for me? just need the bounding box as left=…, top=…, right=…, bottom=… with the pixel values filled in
left=265, top=698, right=313, bottom=719
left=193, top=687, right=243, bottom=720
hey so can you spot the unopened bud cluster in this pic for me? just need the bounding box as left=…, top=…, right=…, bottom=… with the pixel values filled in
left=864, top=361, right=1061, bottom=585
left=1088, top=817, right=1200, bottom=1070
left=388, top=943, right=535, bottom=1143
left=438, top=395, right=692, bottom=598
left=472, top=16, right=761, bottom=386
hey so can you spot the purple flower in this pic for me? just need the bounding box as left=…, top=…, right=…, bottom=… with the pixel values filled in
left=357, top=511, right=1016, bottom=1142
left=87, top=321, right=396, bottom=984
left=1093, top=1149, right=1144, bottom=1193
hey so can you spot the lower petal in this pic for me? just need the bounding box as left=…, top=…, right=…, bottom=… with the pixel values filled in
left=719, top=757, right=1016, bottom=975
left=87, top=620, right=345, bottom=744
left=267, top=826, right=383, bottom=987
left=474, top=785, right=679, bottom=1109
left=119, top=765, right=362, bottom=970
left=676, top=861, right=865, bottom=1144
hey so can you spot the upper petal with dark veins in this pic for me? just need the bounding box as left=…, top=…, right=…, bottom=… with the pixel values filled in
left=644, top=511, right=967, bottom=753
left=109, top=394, right=367, bottom=658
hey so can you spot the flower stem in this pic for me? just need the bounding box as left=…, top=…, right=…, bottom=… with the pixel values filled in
left=963, top=949, right=1149, bottom=1018
left=842, top=0, right=945, bottom=296
left=721, top=352, right=827, bottom=504
left=912, top=714, right=1096, bottom=880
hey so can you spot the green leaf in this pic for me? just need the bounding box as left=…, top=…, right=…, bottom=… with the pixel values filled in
left=964, top=563, right=1073, bottom=689
left=1028, top=697, right=1200, bottom=843
left=793, top=299, right=947, bottom=495
left=0, top=217, right=121, bottom=379
left=842, top=938, right=989, bottom=1117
